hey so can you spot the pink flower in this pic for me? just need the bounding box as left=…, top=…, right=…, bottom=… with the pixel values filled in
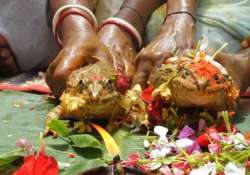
left=198, top=118, right=206, bottom=133
left=207, top=128, right=221, bottom=142
left=178, top=125, right=195, bottom=140
left=208, top=143, right=221, bottom=154
left=172, top=161, right=190, bottom=174
left=160, top=165, right=173, bottom=175
left=121, top=153, right=140, bottom=167
left=16, top=138, right=33, bottom=154
left=187, top=141, right=201, bottom=154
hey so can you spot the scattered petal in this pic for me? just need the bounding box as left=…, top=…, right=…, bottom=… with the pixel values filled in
left=178, top=125, right=195, bottom=140
left=198, top=118, right=206, bottom=133
left=143, top=139, right=150, bottom=149
left=231, top=133, right=248, bottom=150
left=176, top=138, right=193, bottom=149
left=187, top=141, right=201, bottom=154
left=13, top=150, right=58, bottom=175
left=208, top=143, right=221, bottom=154
left=141, top=85, right=154, bottom=103
left=16, top=138, right=33, bottom=154
left=224, top=162, right=246, bottom=175
left=154, top=126, right=169, bottom=144
left=121, top=153, right=140, bottom=167
left=189, top=162, right=216, bottom=175
left=207, top=128, right=221, bottom=142
left=91, top=123, right=120, bottom=156
left=150, top=161, right=162, bottom=171
left=160, top=165, right=173, bottom=175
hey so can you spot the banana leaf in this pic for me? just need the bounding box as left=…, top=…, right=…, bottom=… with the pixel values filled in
left=0, top=91, right=145, bottom=174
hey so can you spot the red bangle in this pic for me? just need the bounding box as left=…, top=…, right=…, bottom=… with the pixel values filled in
left=54, top=9, right=95, bottom=47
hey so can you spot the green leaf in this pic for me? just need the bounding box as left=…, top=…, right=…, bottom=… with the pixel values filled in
left=62, top=159, right=107, bottom=175
left=48, top=119, right=70, bottom=137
left=0, top=149, right=24, bottom=167
left=69, top=134, right=102, bottom=150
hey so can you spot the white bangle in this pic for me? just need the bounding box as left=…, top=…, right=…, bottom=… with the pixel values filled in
left=99, top=17, right=143, bottom=48
left=52, top=4, right=98, bottom=45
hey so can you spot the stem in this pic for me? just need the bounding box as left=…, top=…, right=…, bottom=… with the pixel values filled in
left=212, top=43, right=228, bottom=59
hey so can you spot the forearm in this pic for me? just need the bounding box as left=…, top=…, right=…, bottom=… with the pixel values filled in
left=163, top=0, right=197, bottom=30
left=49, top=0, right=96, bottom=45
left=116, top=0, right=165, bottom=35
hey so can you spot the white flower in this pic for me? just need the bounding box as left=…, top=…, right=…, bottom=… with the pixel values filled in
left=150, top=162, right=162, bottom=171
left=143, top=139, right=150, bottom=149
left=173, top=167, right=185, bottom=175
left=224, top=162, right=246, bottom=175
left=231, top=133, right=248, bottom=150
left=189, top=162, right=216, bottom=175
left=176, top=138, right=193, bottom=149
left=154, top=126, right=169, bottom=144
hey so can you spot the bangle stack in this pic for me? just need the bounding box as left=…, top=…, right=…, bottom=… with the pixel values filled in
left=99, top=17, right=143, bottom=49
left=52, top=4, right=98, bottom=47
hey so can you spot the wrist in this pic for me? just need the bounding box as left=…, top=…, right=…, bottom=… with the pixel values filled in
left=99, top=24, right=137, bottom=50
left=62, top=15, right=96, bottom=45
left=168, top=0, right=197, bottom=15
left=164, top=0, right=197, bottom=26
left=50, top=0, right=97, bottom=47
left=116, top=8, right=143, bottom=35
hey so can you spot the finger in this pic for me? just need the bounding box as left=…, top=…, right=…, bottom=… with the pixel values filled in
left=131, top=54, right=153, bottom=88
left=241, top=36, right=250, bottom=49
left=0, top=48, right=18, bottom=75
left=123, top=59, right=136, bottom=79
left=123, top=47, right=136, bottom=79
left=53, top=52, right=87, bottom=98
left=45, top=50, right=64, bottom=93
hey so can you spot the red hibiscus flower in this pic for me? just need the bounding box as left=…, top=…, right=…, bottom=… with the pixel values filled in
left=13, top=144, right=58, bottom=175
left=196, top=123, right=237, bottom=147
left=141, top=85, right=154, bottom=104
left=147, top=99, right=164, bottom=125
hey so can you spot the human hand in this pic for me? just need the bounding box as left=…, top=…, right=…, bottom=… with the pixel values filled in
left=132, top=15, right=195, bottom=87
left=46, top=33, right=111, bottom=98
left=98, top=24, right=136, bottom=79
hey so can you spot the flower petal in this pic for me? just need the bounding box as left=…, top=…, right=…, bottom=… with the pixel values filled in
left=178, top=125, right=195, bottom=140
left=176, top=138, right=193, bottom=149
left=13, top=151, right=58, bottom=175
left=154, top=126, right=168, bottom=138
left=189, top=162, right=216, bottom=175
left=224, top=162, right=246, bottom=175
left=232, top=133, right=248, bottom=150
left=160, top=165, right=173, bottom=175
left=208, top=143, right=221, bottom=154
